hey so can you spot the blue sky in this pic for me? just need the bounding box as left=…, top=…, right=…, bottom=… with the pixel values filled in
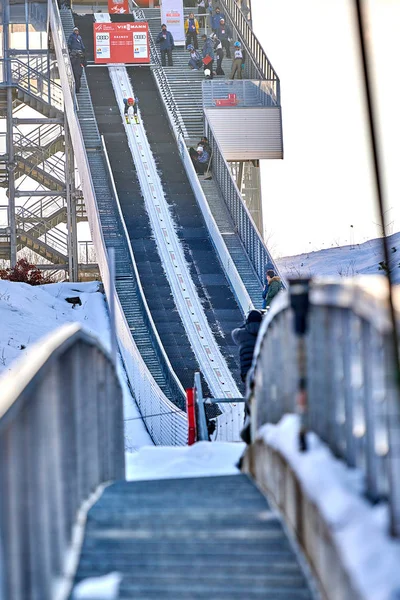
left=252, top=0, right=400, bottom=258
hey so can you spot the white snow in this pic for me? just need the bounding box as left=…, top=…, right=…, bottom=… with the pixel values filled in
left=0, top=280, right=153, bottom=453
left=277, top=231, right=400, bottom=284
left=259, top=415, right=400, bottom=600
left=125, top=441, right=245, bottom=481
left=72, top=572, right=122, bottom=599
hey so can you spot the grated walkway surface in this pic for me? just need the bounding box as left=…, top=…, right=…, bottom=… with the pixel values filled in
left=70, top=474, right=314, bottom=599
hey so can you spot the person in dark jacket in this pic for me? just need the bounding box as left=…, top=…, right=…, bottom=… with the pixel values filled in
left=211, top=7, right=225, bottom=32
left=262, top=269, right=283, bottom=309
left=216, top=18, right=232, bottom=58
left=201, top=34, right=215, bottom=79
left=210, top=33, right=224, bottom=75
left=231, top=309, right=263, bottom=383
left=70, top=49, right=84, bottom=93
left=156, top=24, right=175, bottom=66
left=68, top=27, right=85, bottom=53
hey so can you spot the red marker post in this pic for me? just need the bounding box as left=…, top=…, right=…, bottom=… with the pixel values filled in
left=186, top=388, right=197, bottom=445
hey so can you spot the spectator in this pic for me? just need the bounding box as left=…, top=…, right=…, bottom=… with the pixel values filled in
left=231, top=309, right=263, bottom=384
left=196, top=0, right=207, bottom=28
left=197, top=146, right=211, bottom=174
left=230, top=41, right=243, bottom=79
left=156, top=24, right=174, bottom=67
left=210, top=32, right=224, bottom=75
left=262, top=269, right=283, bottom=309
left=198, top=136, right=211, bottom=155
left=216, top=18, right=232, bottom=58
left=187, top=45, right=202, bottom=70
left=201, top=34, right=215, bottom=79
left=211, top=6, right=225, bottom=32
left=190, top=145, right=210, bottom=175
left=68, top=26, right=85, bottom=53
left=70, top=49, right=84, bottom=93
left=185, top=12, right=199, bottom=50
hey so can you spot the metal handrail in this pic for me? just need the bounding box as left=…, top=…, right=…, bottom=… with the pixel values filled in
left=10, top=57, right=64, bottom=110
left=134, top=8, right=186, bottom=138
left=219, top=0, right=281, bottom=101
left=251, top=278, right=400, bottom=535
left=205, top=119, right=281, bottom=285
left=0, top=324, right=125, bottom=600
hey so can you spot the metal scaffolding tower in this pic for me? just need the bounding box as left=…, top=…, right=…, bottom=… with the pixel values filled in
left=0, top=0, right=91, bottom=281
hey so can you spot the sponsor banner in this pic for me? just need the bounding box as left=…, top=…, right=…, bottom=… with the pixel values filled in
left=94, top=22, right=150, bottom=64
left=160, top=0, right=185, bottom=45
left=108, top=0, right=129, bottom=14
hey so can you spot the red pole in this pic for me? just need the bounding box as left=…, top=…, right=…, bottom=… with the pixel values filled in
left=186, top=388, right=197, bottom=445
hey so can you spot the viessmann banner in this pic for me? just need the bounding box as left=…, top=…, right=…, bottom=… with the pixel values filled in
left=160, top=0, right=185, bottom=45
left=94, top=22, right=150, bottom=64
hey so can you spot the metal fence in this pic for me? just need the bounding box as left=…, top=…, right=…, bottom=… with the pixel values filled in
left=0, top=324, right=125, bottom=600
left=205, top=120, right=279, bottom=285
left=219, top=0, right=281, bottom=100
left=203, top=79, right=279, bottom=109
left=251, top=278, right=400, bottom=536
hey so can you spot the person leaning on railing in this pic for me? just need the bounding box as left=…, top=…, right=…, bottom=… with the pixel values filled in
left=262, top=269, right=283, bottom=309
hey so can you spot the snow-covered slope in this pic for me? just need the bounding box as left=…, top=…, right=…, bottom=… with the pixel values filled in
left=277, top=232, right=400, bottom=284
left=0, top=280, right=153, bottom=451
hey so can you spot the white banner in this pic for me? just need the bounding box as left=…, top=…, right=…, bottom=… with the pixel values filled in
left=160, top=0, right=185, bottom=46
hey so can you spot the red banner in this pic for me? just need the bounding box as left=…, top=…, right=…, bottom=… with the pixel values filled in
left=94, top=22, right=150, bottom=64
left=108, top=0, right=129, bottom=14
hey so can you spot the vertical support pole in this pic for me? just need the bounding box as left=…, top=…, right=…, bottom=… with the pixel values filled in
left=64, top=114, right=79, bottom=281
left=289, top=279, right=310, bottom=451
left=108, top=247, right=117, bottom=367
left=4, top=0, right=16, bottom=267
left=385, top=334, right=400, bottom=537
left=194, top=372, right=208, bottom=441
left=186, top=387, right=196, bottom=445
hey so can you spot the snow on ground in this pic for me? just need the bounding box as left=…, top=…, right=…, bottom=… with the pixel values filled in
left=277, top=231, right=400, bottom=283
left=125, top=441, right=245, bottom=481
left=259, top=415, right=400, bottom=600
left=72, top=572, right=122, bottom=600
left=0, top=280, right=153, bottom=452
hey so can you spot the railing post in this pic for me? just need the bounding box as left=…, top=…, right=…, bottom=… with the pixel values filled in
left=290, top=279, right=310, bottom=451
left=194, top=372, right=209, bottom=441
left=108, top=247, right=117, bottom=366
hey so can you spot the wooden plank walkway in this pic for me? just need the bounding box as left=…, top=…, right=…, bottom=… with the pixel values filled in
left=71, top=474, right=314, bottom=599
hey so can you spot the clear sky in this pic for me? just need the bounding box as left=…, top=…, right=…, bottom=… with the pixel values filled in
left=252, top=0, right=400, bottom=258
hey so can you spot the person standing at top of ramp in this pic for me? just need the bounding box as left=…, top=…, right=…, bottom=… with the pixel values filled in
left=68, top=26, right=85, bottom=53
left=156, top=24, right=175, bottom=67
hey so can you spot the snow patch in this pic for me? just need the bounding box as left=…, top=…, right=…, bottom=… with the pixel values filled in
left=0, top=280, right=153, bottom=455
left=72, top=572, right=122, bottom=599
left=125, top=441, right=245, bottom=481
left=258, top=415, right=400, bottom=600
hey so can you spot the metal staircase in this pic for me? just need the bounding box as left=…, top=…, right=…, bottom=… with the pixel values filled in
left=11, top=58, right=63, bottom=118
left=143, top=7, right=235, bottom=143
